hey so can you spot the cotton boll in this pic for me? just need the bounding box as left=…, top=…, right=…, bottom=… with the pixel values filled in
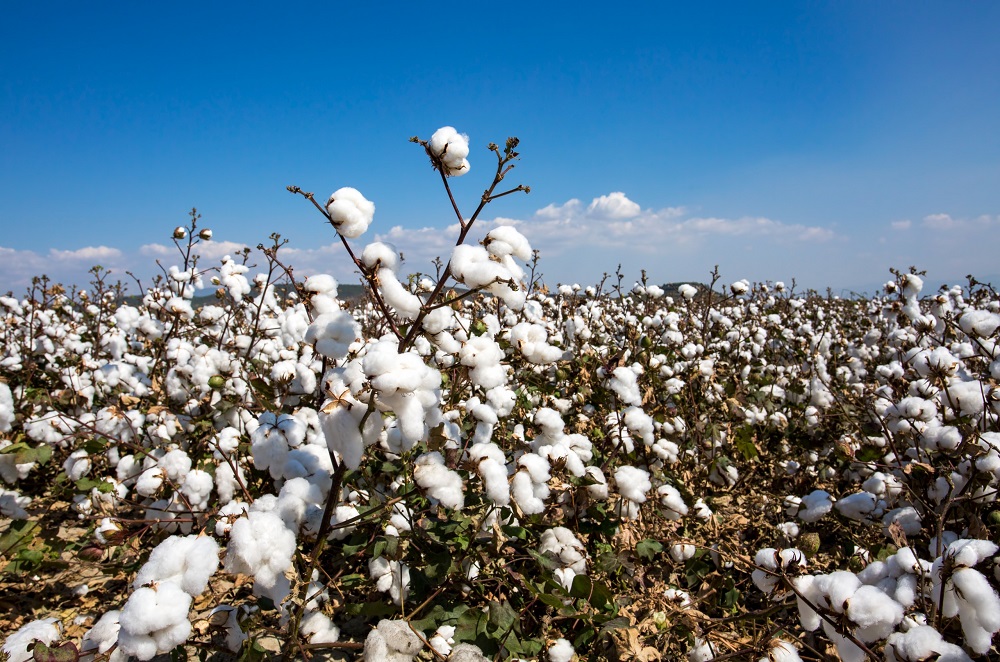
left=607, top=366, right=642, bottom=405
left=413, top=451, right=465, bottom=510
left=326, top=187, right=375, bottom=238
left=133, top=534, right=220, bottom=596
left=846, top=584, right=903, bottom=641
left=670, top=543, right=696, bottom=563
left=548, top=638, right=575, bottom=662
left=2, top=618, right=61, bottom=662
left=300, top=611, right=340, bottom=644
left=759, top=640, right=802, bottom=662
left=538, top=527, right=588, bottom=574
left=117, top=582, right=193, bottom=661
left=306, top=310, right=360, bottom=359
left=657, top=484, right=688, bottom=520
left=225, top=511, right=296, bottom=590
left=884, top=625, right=972, bottom=662
left=368, top=559, right=411, bottom=605
left=484, top=225, right=532, bottom=261
left=615, top=465, right=651, bottom=503
left=80, top=610, right=122, bottom=660
left=511, top=468, right=547, bottom=515
left=448, top=643, right=489, bottom=662
left=796, top=490, right=833, bottom=523
left=428, top=126, right=471, bottom=177
left=687, top=637, right=716, bottom=661
left=0, top=382, right=14, bottom=433
left=135, top=467, right=164, bottom=497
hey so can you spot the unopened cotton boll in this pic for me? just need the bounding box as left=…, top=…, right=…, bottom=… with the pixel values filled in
left=428, top=126, right=471, bottom=177
left=326, top=187, right=375, bottom=238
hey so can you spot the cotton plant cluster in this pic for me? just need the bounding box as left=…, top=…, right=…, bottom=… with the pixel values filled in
left=3, top=134, right=1000, bottom=661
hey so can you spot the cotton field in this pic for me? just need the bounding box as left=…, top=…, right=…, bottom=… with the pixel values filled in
left=2, top=131, right=1000, bottom=661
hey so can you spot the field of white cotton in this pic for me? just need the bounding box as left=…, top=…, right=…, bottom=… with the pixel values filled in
left=2, top=129, right=1000, bottom=661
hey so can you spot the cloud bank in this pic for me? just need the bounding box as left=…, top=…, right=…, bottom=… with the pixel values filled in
left=0, top=194, right=996, bottom=294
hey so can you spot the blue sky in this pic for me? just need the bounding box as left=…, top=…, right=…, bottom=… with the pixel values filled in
left=2, top=2, right=998, bottom=294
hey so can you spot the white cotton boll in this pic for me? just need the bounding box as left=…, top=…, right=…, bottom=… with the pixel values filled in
left=885, top=625, right=972, bottom=662
left=80, top=610, right=122, bottom=659
left=377, top=269, right=422, bottom=321
left=657, top=484, right=688, bottom=520
left=678, top=284, right=698, bottom=300
left=63, top=449, right=91, bottom=481
left=428, top=126, right=471, bottom=177
left=413, top=451, right=464, bottom=510
left=952, top=567, right=1000, bottom=643
left=883, top=506, right=922, bottom=536
left=304, top=273, right=339, bottom=297
left=361, top=241, right=400, bottom=271
left=688, top=637, right=716, bottom=661
left=539, top=527, right=588, bottom=574
left=670, top=543, right=696, bottom=563
left=301, top=611, right=340, bottom=644
left=326, top=187, right=375, bottom=238
left=846, top=585, right=904, bottom=641
left=946, top=538, right=998, bottom=568
left=584, top=466, right=609, bottom=501
left=133, top=534, right=220, bottom=596
left=485, top=225, right=532, bottom=261
left=511, top=469, right=546, bottom=514
left=608, top=366, right=642, bottom=406
left=368, top=559, right=411, bottom=605
left=307, top=310, right=361, bottom=359
left=180, top=469, right=213, bottom=509
left=225, top=511, right=296, bottom=590
left=117, top=582, right=193, bottom=661
left=760, top=640, right=803, bottom=662
left=2, top=618, right=61, bottom=662
left=548, top=637, right=575, bottom=662
left=615, top=465, right=651, bottom=503
left=835, top=492, right=878, bottom=521
left=510, top=322, right=565, bottom=364
left=470, top=443, right=510, bottom=505
left=135, top=467, right=164, bottom=497
left=797, top=490, right=833, bottom=523
left=694, top=498, right=713, bottom=520
left=959, top=309, right=1000, bottom=338
left=0, top=382, right=14, bottom=433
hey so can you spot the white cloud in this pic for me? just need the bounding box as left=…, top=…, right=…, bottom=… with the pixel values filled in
left=587, top=192, right=641, bottom=219
left=49, top=246, right=123, bottom=261
left=922, top=213, right=999, bottom=231
left=891, top=219, right=912, bottom=231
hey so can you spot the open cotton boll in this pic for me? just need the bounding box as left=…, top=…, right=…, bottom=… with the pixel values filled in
left=133, top=534, right=220, bottom=596
left=369, top=558, right=411, bottom=605
left=607, top=366, right=642, bottom=406
left=413, top=451, right=465, bottom=510
left=447, top=643, right=489, bottom=662
left=510, top=322, right=565, bottom=364
left=469, top=442, right=510, bottom=505
left=759, top=640, right=803, bottom=662
left=460, top=335, right=507, bottom=389
left=303, top=273, right=339, bottom=297
left=538, top=526, right=588, bottom=574
left=377, top=269, right=422, bottom=321
left=117, top=581, right=193, bottom=661
left=484, top=225, right=532, bottom=261
left=846, top=584, right=904, bottom=641
left=796, top=490, right=833, bottom=523
left=548, top=638, right=575, bottom=662
left=306, top=310, right=361, bottom=360
left=885, top=625, right=972, bottom=662
left=361, top=241, right=401, bottom=271
left=0, top=381, right=13, bottom=433
left=428, top=126, right=471, bottom=177
left=80, top=610, right=123, bottom=660
left=225, top=511, right=296, bottom=590
left=615, top=465, right=651, bottom=503
left=300, top=611, right=340, bottom=644
left=326, top=187, right=375, bottom=238
left=2, top=618, right=61, bottom=662
left=688, top=637, right=716, bottom=661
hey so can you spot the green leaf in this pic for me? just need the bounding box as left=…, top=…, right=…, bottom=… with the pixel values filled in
left=733, top=426, right=758, bottom=460
left=570, top=574, right=613, bottom=610
left=635, top=539, right=663, bottom=561
left=486, top=600, right=518, bottom=635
